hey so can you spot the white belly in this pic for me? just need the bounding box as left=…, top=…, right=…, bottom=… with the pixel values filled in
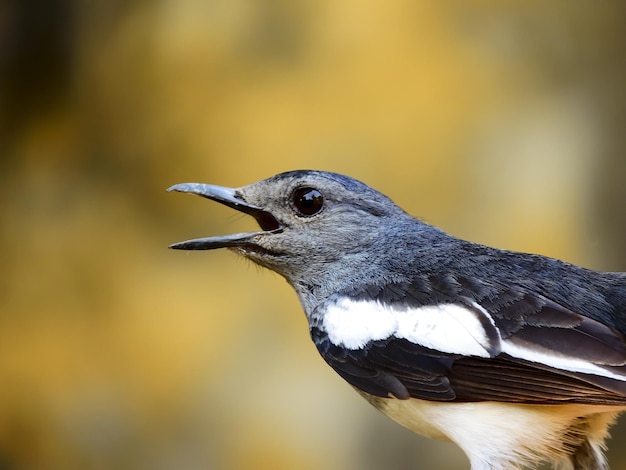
left=365, top=394, right=624, bottom=470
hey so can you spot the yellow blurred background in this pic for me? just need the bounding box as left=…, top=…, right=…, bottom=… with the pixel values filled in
left=1, top=1, right=625, bottom=469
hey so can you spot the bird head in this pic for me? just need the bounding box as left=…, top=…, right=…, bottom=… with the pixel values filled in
left=168, top=170, right=419, bottom=303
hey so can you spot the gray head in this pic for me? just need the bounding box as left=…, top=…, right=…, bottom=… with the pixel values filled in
left=168, top=170, right=437, bottom=310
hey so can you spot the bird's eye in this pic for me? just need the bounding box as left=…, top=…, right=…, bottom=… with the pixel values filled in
left=292, top=187, right=324, bottom=217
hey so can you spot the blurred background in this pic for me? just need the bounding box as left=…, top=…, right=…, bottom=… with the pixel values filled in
left=1, top=1, right=625, bottom=469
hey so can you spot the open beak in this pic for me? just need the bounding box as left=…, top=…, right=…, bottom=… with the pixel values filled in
left=167, top=183, right=282, bottom=250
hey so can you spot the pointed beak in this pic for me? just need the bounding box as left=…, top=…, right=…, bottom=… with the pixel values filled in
left=167, top=183, right=282, bottom=250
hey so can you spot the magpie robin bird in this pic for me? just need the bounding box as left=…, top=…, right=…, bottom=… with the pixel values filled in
left=168, top=170, right=626, bottom=470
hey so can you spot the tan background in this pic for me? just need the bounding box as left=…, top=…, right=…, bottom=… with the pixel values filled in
left=1, top=1, right=625, bottom=469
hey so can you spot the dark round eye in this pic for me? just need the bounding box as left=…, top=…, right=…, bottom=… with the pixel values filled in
left=293, top=187, right=324, bottom=216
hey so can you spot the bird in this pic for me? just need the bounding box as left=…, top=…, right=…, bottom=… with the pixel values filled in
left=168, top=170, right=626, bottom=470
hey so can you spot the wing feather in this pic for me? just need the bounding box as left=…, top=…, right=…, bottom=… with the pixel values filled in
left=312, top=279, right=626, bottom=405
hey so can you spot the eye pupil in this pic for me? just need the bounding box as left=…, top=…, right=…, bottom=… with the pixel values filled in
left=293, top=188, right=324, bottom=216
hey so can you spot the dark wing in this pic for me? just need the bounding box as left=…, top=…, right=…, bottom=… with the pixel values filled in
left=312, top=279, right=626, bottom=405
left=314, top=330, right=626, bottom=405
left=450, top=355, right=626, bottom=404
left=312, top=328, right=456, bottom=401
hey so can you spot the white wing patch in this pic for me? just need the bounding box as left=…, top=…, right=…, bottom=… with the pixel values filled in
left=322, top=298, right=497, bottom=357
left=322, top=298, right=397, bottom=350
left=321, top=298, right=626, bottom=383
left=500, top=341, right=626, bottom=381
